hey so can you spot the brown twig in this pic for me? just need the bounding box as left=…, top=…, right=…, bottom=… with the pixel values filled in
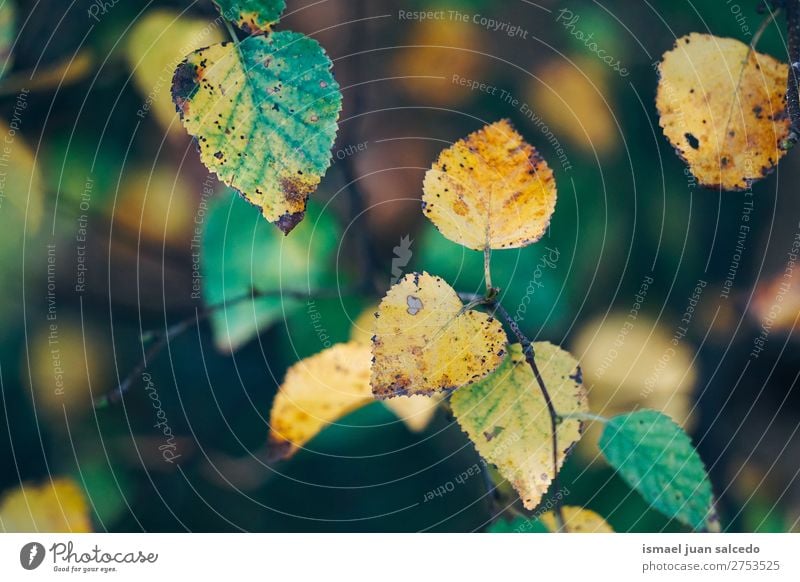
left=784, top=0, right=800, bottom=146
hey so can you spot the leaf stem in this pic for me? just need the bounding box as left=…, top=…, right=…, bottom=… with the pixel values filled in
left=483, top=247, right=494, bottom=293
left=558, top=411, right=608, bottom=424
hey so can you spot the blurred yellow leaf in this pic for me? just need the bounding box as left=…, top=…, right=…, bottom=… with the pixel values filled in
left=0, top=51, right=93, bottom=96
left=422, top=120, right=557, bottom=251
left=114, top=166, right=196, bottom=245
left=528, top=56, right=618, bottom=155
left=392, top=19, right=487, bottom=106
left=28, top=320, right=109, bottom=421
left=540, top=506, right=614, bottom=533
left=0, top=478, right=92, bottom=532
left=268, top=342, right=373, bottom=459
left=371, top=272, right=507, bottom=399
left=349, top=303, right=377, bottom=345
left=451, top=342, right=587, bottom=510
left=0, top=119, right=44, bottom=233
left=656, top=33, right=789, bottom=191
left=0, top=0, right=14, bottom=80
left=125, top=10, right=224, bottom=134
left=571, top=312, right=697, bottom=459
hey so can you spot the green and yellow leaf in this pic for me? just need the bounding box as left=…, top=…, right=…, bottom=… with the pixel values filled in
left=0, top=478, right=92, bottom=532
left=422, top=120, right=557, bottom=251
left=540, top=506, right=614, bottom=533
left=268, top=342, right=373, bottom=459
left=172, top=31, right=342, bottom=234
left=598, top=409, right=718, bottom=531
left=451, top=342, right=587, bottom=510
left=213, top=0, right=286, bottom=33
left=371, top=272, right=507, bottom=399
left=656, top=33, right=790, bottom=191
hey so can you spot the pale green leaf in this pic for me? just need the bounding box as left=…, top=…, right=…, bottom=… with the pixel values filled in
left=202, top=189, right=338, bottom=352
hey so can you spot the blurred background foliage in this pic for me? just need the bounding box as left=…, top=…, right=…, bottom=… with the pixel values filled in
left=0, top=0, right=799, bottom=532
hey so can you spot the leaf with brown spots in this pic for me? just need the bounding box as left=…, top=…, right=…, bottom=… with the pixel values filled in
left=656, top=33, right=790, bottom=191
left=540, top=506, right=614, bottom=533
left=213, top=0, right=286, bottom=33
left=371, top=272, right=507, bottom=398
left=422, top=120, right=557, bottom=251
left=0, top=478, right=92, bottom=532
left=268, top=342, right=373, bottom=460
left=451, top=343, right=587, bottom=510
left=172, top=31, right=342, bottom=234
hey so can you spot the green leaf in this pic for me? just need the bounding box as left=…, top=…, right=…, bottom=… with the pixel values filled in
left=202, top=189, right=339, bottom=353
left=0, top=0, right=14, bottom=80
left=213, top=0, right=286, bottom=33
left=598, top=410, right=717, bottom=531
left=451, top=342, right=588, bottom=510
left=488, top=516, right=548, bottom=533
left=172, top=31, right=342, bottom=234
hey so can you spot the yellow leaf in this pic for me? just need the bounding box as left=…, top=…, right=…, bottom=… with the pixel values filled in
left=422, top=120, right=557, bottom=251
left=540, top=506, right=614, bottom=533
left=392, top=19, right=487, bottom=106
left=451, top=342, right=587, bottom=510
left=268, top=342, right=373, bottom=459
left=656, top=33, right=790, bottom=191
left=371, top=272, right=507, bottom=398
left=28, top=320, right=109, bottom=422
left=0, top=118, right=44, bottom=233
left=0, top=478, right=92, bottom=532
left=528, top=56, right=618, bottom=155
left=350, top=304, right=442, bottom=432
left=125, top=10, right=224, bottom=134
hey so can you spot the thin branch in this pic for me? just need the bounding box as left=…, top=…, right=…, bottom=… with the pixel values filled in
left=95, top=287, right=352, bottom=408
left=490, top=300, right=567, bottom=531
left=784, top=0, right=800, bottom=147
